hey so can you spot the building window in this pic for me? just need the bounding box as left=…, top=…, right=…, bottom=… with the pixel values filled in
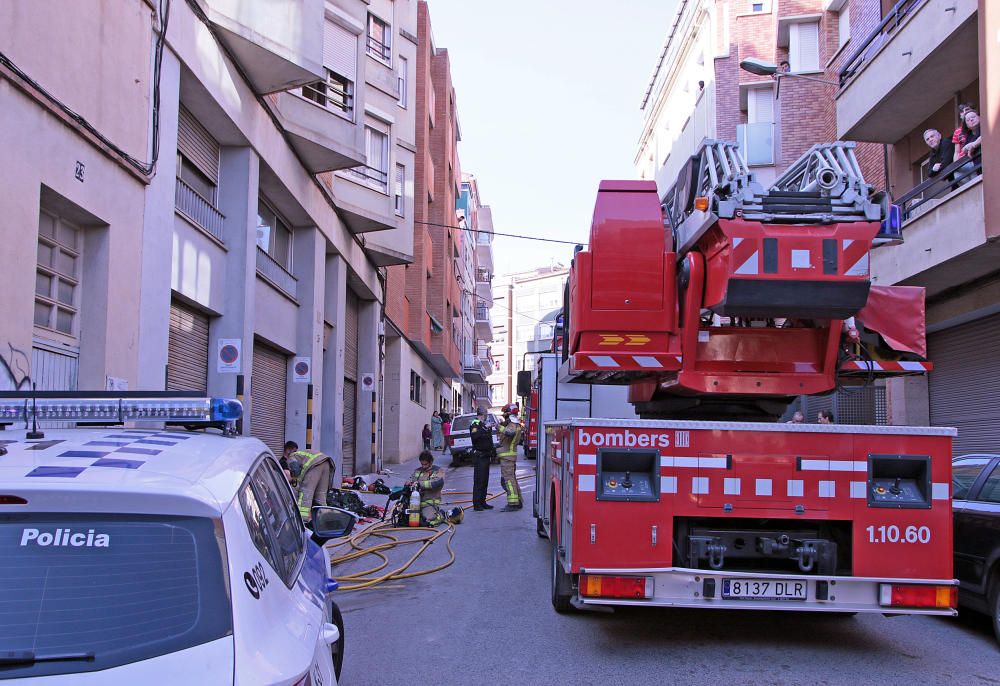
left=302, top=69, right=354, bottom=116
left=409, top=370, right=424, bottom=405
left=256, top=200, right=293, bottom=270
left=739, top=86, right=775, bottom=166
left=35, top=210, right=81, bottom=337
left=789, top=21, right=820, bottom=73
left=397, top=56, right=407, bottom=107
left=348, top=124, right=390, bottom=193
left=177, top=155, right=216, bottom=205
left=752, top=2, right=763, bottom=11
left=366, top=13, right=391, bottom=63
left=837, top=6, right=850, bottom=50
left=395, top=163, right=405, bottom=216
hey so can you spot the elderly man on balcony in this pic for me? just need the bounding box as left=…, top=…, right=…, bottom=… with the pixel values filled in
left=923, top=129, right=955, bottom=178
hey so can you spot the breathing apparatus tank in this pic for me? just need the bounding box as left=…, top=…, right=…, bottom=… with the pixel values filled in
left=408, top=486, right=421, bottom=527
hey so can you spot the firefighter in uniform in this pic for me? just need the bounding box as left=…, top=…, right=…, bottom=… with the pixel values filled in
left=497, top=403, right=523, bottom=512
left=469, top=407, right=495, bottom=510
left=289, top=450, right=334, bottom=523
left=406, top=450, right=447, bottom=525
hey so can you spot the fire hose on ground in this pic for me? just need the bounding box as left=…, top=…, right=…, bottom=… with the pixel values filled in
left=326, top=472, right=534, bottom=591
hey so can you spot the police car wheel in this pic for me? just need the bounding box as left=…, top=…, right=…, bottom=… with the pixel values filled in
left=990, top=580, right=1000, bottom=646
left=331, top=601, right=346, bottom=680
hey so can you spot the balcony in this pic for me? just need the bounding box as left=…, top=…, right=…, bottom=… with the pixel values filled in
left=475, top=304, right=493, bottom=341
left=836, top=0, right=978, bottom=142
left=364, top=222, right=415, bottom=267
left=462, top=354, right=489, bottom=383
left=736, top=122, right=774, bottom=167
left=271, top=84, right=365, bottom=173
left=475, top=269, right=493, bottom=306
left=175, top=178, right=225, bottom=242
left=473, top=383, right=491, bottom=406
left=193, top=0, right=325, bottom=94
left=331, top=168, right=397, bottom=233
left=256, top=247, right=298, bottom=299
left=475, top=231, right=494, bottom=272
left=871, top=158, right=996, bottom=296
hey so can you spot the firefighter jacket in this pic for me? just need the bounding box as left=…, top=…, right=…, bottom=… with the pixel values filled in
left=497, top=419, right=522, bottom=458
left=469, top=418, right=494, bottom=451
left=409, top=464, right=445, bottom=502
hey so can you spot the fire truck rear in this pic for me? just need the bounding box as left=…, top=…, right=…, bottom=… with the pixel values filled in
left=537, top=141, right=957, bottom=616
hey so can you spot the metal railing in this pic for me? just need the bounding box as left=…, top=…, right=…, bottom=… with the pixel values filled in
left=366, top=35, right=390, bottom=61
left=175, top=177, right=225, bottom=242
left=896, top=155, right=982, bottom=222
left=475, top=306, right=490, bottom=321
left=301, top=72, right=352, bottom=115
left=346, top=164, right=389, bottom=193
left=256, top=247, right=298, bottom=298
left=473, top=383, right=490, bottom=399
left=839, top=0, right=928, bottom=86
left=476, top=269, right=491, bottom=284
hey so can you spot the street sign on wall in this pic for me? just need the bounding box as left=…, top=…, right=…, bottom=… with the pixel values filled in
left=217, top=339, right=241, bottom=373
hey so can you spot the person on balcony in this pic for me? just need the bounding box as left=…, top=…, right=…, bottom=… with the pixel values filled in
left=923, top=129, right=955, bottom=179
left=953, top=108, right=982, bottom=161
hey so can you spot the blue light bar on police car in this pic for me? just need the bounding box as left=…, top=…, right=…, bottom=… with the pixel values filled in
left=0, top=397, right=243, bottom=424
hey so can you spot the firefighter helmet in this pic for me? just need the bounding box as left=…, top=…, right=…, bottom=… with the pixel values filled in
left=445, top=506, right=464, bottom=525
left=502, top=402, right=520, bottom=416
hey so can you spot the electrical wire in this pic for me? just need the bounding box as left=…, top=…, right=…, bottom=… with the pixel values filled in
left=414, top=219, right=588, bottom=247
left=0, top=0, right=169, bottom=177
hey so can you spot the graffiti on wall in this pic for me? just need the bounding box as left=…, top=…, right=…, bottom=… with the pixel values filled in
left=0, top=343, right=32, bottom=391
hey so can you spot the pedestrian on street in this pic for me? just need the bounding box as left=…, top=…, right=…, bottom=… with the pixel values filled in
left=818, top=409, right=835, bottom=424
left=469, top=407, right=495, bottom=511
left=422, top=424, right=432, bottom=450
left=288, top=449, right=334, bottom=523
left=281, top=440, right=298, bottom=482
left=431, top=410, right=444, bottom=450
left=441, top=414, right=452, bottom=454
left=497, top=403, right=524, bottom=512
left=406, top=450, right=446, bottom=525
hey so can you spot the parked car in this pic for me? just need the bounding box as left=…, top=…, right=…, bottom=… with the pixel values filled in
left=448, top=412, right=500, bottom=464
left=952, top=453, right=1000, bottom=645
left=0, top=393, right=354, bottom=684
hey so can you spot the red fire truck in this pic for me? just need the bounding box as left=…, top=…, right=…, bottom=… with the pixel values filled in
left=537, top=141, right=957, bottom=616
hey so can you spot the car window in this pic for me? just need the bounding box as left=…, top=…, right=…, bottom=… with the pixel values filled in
left=975, top=464, right=1000, bottom=503
left=249, top=458, right=304, bottom=586
left=952, top=457, right=993, bottom=500
left=451, top=416, right=474, bottom=432
left=240, top=481, right=278, bottom=570
left=0, top=514, right=232, bottom=679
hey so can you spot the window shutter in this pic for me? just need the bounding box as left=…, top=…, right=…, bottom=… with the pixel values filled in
left=791, top=22, right=820, bottom=72
left=177, top=107, right=220, bottom=184
left=838, top=7, right=850, bottom=49
left=748, top=87, right=774, bottom=123
left=324, top=20, right=356, bottom=82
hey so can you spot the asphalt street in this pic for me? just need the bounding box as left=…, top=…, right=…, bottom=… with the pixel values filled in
left=336, top=450, right=998, bottom=686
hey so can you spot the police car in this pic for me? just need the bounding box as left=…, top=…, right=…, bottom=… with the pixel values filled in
left=0, top=393, right=354, bottom=684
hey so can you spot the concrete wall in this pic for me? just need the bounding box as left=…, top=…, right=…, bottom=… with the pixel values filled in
left=382, top=334, right=438, bottom=463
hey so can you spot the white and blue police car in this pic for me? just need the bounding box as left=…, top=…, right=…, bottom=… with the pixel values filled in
left=0, top=393, right=353, bottom=685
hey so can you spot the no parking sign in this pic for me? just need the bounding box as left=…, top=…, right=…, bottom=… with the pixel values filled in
left=217, top=339, right=241, bottom=373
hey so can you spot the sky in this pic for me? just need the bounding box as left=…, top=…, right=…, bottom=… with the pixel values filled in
left=424, top=0, right=680, bottom=276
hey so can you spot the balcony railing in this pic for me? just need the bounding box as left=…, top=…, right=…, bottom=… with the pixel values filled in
left=366, top=35, right=390, bottom=62
left=346, top=164, right=389, bottom=193
left=896, top=155, right=982, bottom=222
left=473, top=383, right=490, bottom=400
left=175, top=177, right=225, bottom=242
left=736, top=122, right=775, bottom=167
left=301, top=71, right=353, bottom=115
left=475, top=269, right=491, bottom=284
left=839, top=0, right=927, bottom=86
left=476, top=306, right=489, bottom=321
left=256, top=247, right=298, bottom=298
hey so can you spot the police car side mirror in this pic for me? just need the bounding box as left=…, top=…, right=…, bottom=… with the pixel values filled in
left=311, top=506, right=358, bottom=542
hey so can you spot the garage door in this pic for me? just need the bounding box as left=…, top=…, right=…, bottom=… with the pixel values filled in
left=342, top=291, right=359, bottom=477
left=251, top=341, right=287, bottom=456
left=928, top=312, right=1000, bottom=456
left=167, top=300, right=209, bottom=392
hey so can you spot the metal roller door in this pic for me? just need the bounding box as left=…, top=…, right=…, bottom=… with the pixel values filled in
left=251, top=341, right=287, bottom=456
left=928, top=312, right=1000, bottom=456
left=166, top=300, right=209, bottom=392
left=342, top=291, right=360, bottom=476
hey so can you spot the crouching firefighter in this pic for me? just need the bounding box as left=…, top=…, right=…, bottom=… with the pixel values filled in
left=289, top=449, right=335, bottom=524
left=407, top=450, right=447, bottom=526
left=498, top=404, right=523, bottom=512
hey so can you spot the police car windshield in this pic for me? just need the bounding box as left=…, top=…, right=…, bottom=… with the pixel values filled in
left=0, top=513, right=232, bottom=679
left=451, top=416, right=476, bottom=432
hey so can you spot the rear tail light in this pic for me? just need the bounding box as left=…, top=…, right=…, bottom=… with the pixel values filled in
left=0, top=495, right=28, bottom=505
left=879, top=584, right=956, bottom=609
left=579, top=574, right=653, bottom=599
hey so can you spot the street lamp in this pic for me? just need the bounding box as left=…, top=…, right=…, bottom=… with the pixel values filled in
left=738, top=58, right=839, bottom=97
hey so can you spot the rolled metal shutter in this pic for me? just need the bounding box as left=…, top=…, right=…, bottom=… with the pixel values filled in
left=323, top=20, right=356, bottom=82
left=342, top=380, right=357, bottom=478
left=177, top=106, right=220, bottom=184
left=251, top=342, right=287, bottom=456
left=166, top=300, right=209, bottom=392
left=928, top=312, right=1000, bottom=456
left=344, top=291, right=359, bottom=380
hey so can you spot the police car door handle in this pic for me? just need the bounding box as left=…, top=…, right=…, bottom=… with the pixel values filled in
left=322, top=622, right=341, bottom=645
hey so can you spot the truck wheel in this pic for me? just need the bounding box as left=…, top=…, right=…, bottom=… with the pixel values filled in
left=536, top=516, right=548, bottom=539
left=330, top=601, right=345, bottom=681
left=551, top=528, right=573, bottom=613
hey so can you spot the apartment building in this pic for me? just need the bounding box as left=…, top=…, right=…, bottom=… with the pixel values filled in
left=0, top=0, right=417, bottom=478
left=380, top=1, right=495, bottom=462
left=458, top=174, right=495, bottom=414
left=834, top=0, right=999, bottom=453
left=488, top=265, right=568, bottom=405
left=636, top=0, right=880, bottom=192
